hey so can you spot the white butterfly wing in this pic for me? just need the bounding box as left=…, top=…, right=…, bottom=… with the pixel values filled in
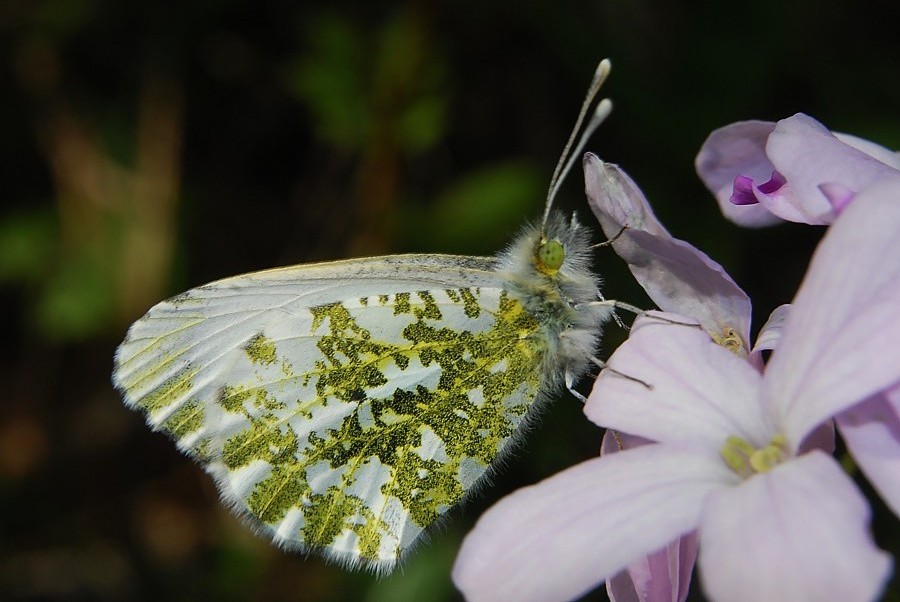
left=114, top=254, right=547, bottom=572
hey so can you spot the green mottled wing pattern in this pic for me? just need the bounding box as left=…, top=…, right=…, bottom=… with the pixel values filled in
left=113, top=255, right=547, bottom=571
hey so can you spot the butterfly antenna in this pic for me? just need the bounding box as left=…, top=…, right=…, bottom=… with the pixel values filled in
left=542, top=59, right=613, bottom=231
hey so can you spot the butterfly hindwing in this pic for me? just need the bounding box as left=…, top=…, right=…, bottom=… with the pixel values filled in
left=113, top=255, right=549, bottom=571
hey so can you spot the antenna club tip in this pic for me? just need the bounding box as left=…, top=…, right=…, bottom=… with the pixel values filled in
left=543, top=58, right=615, bottom=220
left=591, top=58, right=612, bottom=89
left=595, top=98, right=613, bottom=119
left=596, top=58, right=612, bottom=78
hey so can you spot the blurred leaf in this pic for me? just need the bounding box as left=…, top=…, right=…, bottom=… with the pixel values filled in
left=36, top=248, right=114, bottom=340
left=286, top=9, right=446, bottom=156
left=396, top=94, right=447, bottom=153
left=286, top=13, right=369, bottom=150
left=365, top=531, right=461, bottom=602
left=211, top=541, right=268, bottom=599
left=373, top=8, right=427, bottom=92
left=29, top=0, right=100, bottom=38
left=402, top=161, right=544, bottom=254
left=0, top=209, right=56, bottom=283
left=372, top=9, right=446, bottom=153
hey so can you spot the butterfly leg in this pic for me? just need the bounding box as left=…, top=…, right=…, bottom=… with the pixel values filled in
left=590, top=224, right=628, bottom=250
left=588, top=354, right=653, bottom=390
left=564, top=369, right=588, bottom=403
left=589, top=298, right=645, bottom=317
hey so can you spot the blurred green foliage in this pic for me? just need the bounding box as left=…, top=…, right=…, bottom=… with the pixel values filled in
left=1, top=0, right=899, bottom=600
left=401, top=160, right=544, bottom=254
left=287, top=10, right=447, bottom=154
left=0, top=210, right=55, bottom=284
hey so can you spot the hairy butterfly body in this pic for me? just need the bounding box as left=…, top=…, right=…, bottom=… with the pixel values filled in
left=113, top=60, right=616, bottom=573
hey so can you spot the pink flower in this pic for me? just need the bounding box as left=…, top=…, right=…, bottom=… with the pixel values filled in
left=584, top=153, right=767, bottom=365
left=452, top=178, right=900, bottom=602
left=695, top=113, right=900, bottom=226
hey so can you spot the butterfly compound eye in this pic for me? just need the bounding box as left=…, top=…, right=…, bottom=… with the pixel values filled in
left=536, top=239, right=565, bottom=275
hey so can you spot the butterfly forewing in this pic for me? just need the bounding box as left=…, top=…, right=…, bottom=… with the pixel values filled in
left=113, top=255, right=548, bottom=571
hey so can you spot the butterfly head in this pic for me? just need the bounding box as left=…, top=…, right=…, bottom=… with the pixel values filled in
left=529, top=211, right=595, bottom=282
left=535, top=238, right=565, bottom=276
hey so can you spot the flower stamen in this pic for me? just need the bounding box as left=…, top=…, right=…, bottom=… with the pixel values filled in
left=710, top=327, right=746, bottom=356
left=721, top=434, right=788, bottom=478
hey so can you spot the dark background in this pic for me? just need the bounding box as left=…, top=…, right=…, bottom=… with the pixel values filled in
left=1, top=1, right=898, bottom=600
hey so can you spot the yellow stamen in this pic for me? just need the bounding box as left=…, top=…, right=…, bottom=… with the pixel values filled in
left=720, top=434, right=788, bottom=477
left=711, top=327, right=746, bottom=356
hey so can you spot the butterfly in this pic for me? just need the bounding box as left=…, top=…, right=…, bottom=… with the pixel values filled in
left=113, top=59, right=621, bottom=574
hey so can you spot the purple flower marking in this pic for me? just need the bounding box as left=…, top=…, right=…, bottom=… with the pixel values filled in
left=697, top=113, right=900, bottom=226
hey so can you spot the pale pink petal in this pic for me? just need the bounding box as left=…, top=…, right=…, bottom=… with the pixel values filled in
left=797, top=420, right=835, bottom=455
left=694, top=120, right=784, bottom=227
left=760, top=113, right=900, bottom=224
left=818, top=181, right=856, bottom=215
left=619, top=230, right=753, bottom=353
left=699, top=451, right=891, bottom=602
left=836, top=386, right=900, bottom=518
left=583, top=153, right=669, bottom=237
left=601, top=423, right=702, bottom=602
left=748, top=303, right=791, bottom=370
left=762, top=178, right=900, bottom=444
left=452, top=445, right=730, bottom=602
left=584, top=155, right=753, bottom=350
left=672, top=534, right=698, bottom=602
left=751, top=303, right=791, bottom=354
left=602, top=431, right=698, bottom=602
left=834, top=132, right=900, bottom=171
left=587, top=314, right=769, bottom=448
left=607, top=533, right=699, bottom=602
left=752, top=181, right=827, bottom=224
left=600, top=429, right=652, bottom=455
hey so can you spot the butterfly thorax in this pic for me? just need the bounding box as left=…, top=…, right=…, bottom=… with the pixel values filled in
left=496, top=212, right=613, bottom=395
